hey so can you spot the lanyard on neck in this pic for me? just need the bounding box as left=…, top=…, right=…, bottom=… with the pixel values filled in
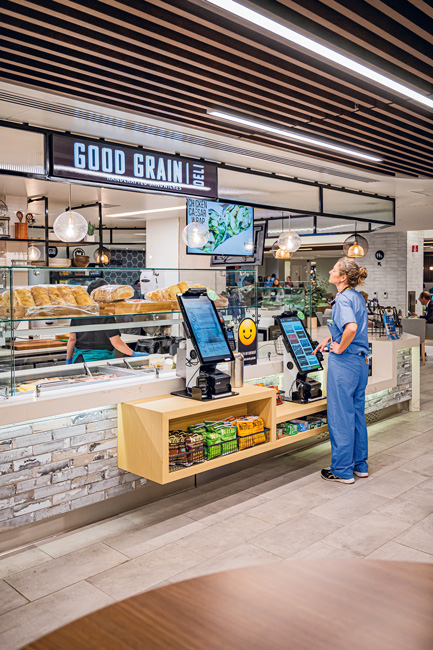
left=331, top=286, right=350, bottom=306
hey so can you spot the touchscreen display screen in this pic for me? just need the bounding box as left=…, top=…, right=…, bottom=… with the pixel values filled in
left=280, top=317, right=322, bottom=373
left=181, top=294, right=232, bottom=363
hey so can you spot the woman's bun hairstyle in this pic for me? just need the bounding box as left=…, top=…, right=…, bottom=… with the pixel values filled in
left=338, top=257, right=368, bottom=287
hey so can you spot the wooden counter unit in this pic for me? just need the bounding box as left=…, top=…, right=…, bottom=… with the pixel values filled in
left=118, top=386, right=327, bottom=484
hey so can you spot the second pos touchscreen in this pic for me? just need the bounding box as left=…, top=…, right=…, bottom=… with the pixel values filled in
left=277, top=315, right=322, bottom=374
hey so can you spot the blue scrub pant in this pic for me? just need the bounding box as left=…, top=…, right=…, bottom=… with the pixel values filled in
left=327, top=351, right=369, bottom=479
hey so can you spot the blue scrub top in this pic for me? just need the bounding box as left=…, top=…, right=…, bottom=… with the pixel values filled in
left=330, top=288, right=369, bottom=355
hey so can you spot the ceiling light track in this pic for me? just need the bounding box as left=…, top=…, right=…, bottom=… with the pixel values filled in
left=205, top=0, right=433, bottom=110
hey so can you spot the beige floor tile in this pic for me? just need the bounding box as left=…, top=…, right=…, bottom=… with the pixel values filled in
left=39, top=515, right=138, bottom=558
left=387, top=431, right=433, bottom=460
left=298, top=474, right=359, bottom=499
left=245, top=466, right=319, bottom=499
left=104, top=515, right=207, bottom=559
left=395, top=512, right=433, bottom=555
left=0, top=581, right=28, bottom=616
left=6, top=542, right=127, bottom=601
left=284, top=540, right=358, bottom=561
left=250, top=513, right=341, bottom=558
left=365, top=541, right=433, bottom=563
left=418, top=477, right=433, bottom=491
left=176, top=512, right=274, bottom=558
left=367, top=439, right=393, bottom=456
left=186, top=492, right=268, bottom=526
left=359, top=469, right=427, bottom=498
left=371, top=427, right=421, bottom=447
left=373, top=485, right=433, bottom=525
left=0, top=581, right=113, bottom=650
left=169, top=542, right=281, bottom=584
left=399, top=450, right=433, bottom=477
left=247, top=488, right=328, bottom=525
left=322, top=512, right=411, bottom=556
left=88, top=542, right=203, bottom=600
left=309, top=490, right=389, bottom=525
left=0, top=547, right=51, bottom=580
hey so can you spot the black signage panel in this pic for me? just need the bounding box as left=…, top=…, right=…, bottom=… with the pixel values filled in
left=50, top=135, right=217, bottom=198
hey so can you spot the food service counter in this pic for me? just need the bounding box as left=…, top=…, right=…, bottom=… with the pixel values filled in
left=0, top=332, right=420, bottom=546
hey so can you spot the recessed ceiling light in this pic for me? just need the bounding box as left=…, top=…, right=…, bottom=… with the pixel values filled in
left=207, top=110, right=382, bottom=161
left=106, top=205, right=185, bottom=218
left=205, top=0, right=433, bottom=110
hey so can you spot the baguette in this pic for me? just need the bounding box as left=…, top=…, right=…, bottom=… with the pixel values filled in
left=72, top=286, right=95, bottom=306
left=15, top=288, right=36, bottom=309
left=57, top=285, right=78, bottom=305
left=30, top=286, right=51, bottom=306
left=47, top=286, right=66, bottom=306
left=91, top=284, right=134, bottom=303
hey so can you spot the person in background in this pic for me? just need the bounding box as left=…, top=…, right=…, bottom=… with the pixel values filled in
left=273, top=277, right=280, bottom=287
left=66, top=279, right=148, bottom=364
left=313, top=257, right=369, bottom=484
left=264, top=275, right=273, bottom=287
left=419, top=291, right=433, bottom=323
left=285, top=275, right=294, bottom=287
left=131, top=277, right=142, bottom=299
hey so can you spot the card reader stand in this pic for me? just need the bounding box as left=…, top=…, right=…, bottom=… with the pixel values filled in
left=173, top=335, right=238, bottom=402
left=282, top=347, right=323, bottom=404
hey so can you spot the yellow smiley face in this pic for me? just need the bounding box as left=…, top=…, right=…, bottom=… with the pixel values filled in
left=239, top=318, right=257, bottom=346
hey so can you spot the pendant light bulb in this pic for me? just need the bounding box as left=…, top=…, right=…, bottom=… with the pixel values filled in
left=53, top=185, right=88, bottom=243
left=272, top=241, right=292, bottom=259
left=347, top=239, right=365, bottom=258
left=182, top=220, right=209, bottom=248
left=28, top=245, right=41, bottom=261
left=278, top=213, right=301, bottom=253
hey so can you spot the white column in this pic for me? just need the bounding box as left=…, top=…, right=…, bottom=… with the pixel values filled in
left=146, top=216, right=180, bottom=287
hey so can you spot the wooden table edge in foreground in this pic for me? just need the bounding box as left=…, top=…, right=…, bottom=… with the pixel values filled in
left=20, top=560, right=433, bottom=650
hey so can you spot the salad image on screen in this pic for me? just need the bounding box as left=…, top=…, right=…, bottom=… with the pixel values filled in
left=187, top=199, right=254, bottom=255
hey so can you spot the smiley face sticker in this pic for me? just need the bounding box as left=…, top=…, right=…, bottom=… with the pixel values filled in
left=238, top=318, right=257, bottom=346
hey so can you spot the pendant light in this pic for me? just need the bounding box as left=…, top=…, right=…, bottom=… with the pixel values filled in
left=343, top=224, right=369, bottom=258
left=181, top=200, right=209, bottom=248
left=93, top=246, right=111, bottom=265
left=271, top=240, right=292, bottom=260
left=53, top=184, right=88, bottom=243
left=28, top=245, right=41, bottom=261
left=278, top=213, right=301, bottom=254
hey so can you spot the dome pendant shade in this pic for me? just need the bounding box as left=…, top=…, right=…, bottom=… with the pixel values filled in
left=278, top=230, right=301, bottom=253
left=182, top=221, right=209, bottom=248
left=53, top=210, right=88, bottom=243
left=93, top=247, right=111, bottom=265
left=272, top=241, right=292, bottom=259
left=343, top=233, right=369, bottom=258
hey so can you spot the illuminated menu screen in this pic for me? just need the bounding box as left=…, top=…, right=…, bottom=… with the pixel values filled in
left=280, top=317, right=321, bottom=372
left=181, top=295, right=232, bottom=364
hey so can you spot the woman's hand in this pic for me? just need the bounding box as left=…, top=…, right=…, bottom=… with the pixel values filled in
left=313, top=337, right=331, bottom=355
left=330, top=341, right=343, bottom=354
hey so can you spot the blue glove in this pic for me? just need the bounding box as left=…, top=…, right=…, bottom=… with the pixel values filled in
left=131, top=351, right=149, bottom=357
left=66, top=358, right=73, bottom=365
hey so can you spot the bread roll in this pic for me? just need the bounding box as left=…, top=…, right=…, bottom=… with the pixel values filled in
left=57, top=285, right=77, bottom=305
left=145, top=288, right=166, bottom=302
left=15, top=288, right=35, bottom=308
left=30, top=286, right=50, bottom=306
left=177, top=281, right=190, bottom=293
left=47, top=287, right=66, bottom=306
left=91, top=284, right=134, bottom=303
left=167, top=284, right=181, bottom=301
left=72, top=286, right=95, bottom=306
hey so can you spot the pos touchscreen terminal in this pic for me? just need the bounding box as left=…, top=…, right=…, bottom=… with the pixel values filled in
left=276, top=313, right=323, bottom=403
left=173, top=289, right=237, bottom=401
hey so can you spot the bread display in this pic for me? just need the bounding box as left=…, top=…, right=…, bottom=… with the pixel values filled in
left=145, top=281, right=228, bottom=307
left=47, top=287, right=66, bottom=306
left=72, top=286, right=96, bottom=307
left=31, top=286, right=51, bottom=307
left=90, top=284, right=134, bottom=303
left=57, top=285, right=77, bottom=305
left=15, top=288, right=36, bottom=309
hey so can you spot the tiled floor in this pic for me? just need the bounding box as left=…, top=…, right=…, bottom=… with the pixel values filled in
left=1, top=360, right=433, bottom=649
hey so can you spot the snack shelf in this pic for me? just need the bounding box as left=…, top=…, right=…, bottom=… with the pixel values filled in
left=276, top=424, right=328, bottom=447
left=118, top=385, right=328, bottom=484
left=275, top=398, right=327, bottom=424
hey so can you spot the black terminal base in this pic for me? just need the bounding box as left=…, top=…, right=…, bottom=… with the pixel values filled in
left=171, top=388, right=239, bottom=402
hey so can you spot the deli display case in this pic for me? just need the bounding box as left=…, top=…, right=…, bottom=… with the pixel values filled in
left=0, top=265, right=315, bottom=397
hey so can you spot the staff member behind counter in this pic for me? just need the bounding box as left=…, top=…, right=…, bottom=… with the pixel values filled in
left=314, top=258, right=369, bottom=485
left=66, top=279, right=148, bottom=364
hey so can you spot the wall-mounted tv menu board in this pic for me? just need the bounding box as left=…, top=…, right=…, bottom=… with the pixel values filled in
left=186, top=199, right=254, bottom=256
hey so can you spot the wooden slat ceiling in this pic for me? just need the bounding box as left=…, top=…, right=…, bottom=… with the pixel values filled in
left=0, top=0, right=432, bottom=177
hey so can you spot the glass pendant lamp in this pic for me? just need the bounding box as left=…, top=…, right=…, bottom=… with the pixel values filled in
left=278, top=213, right=301, bottom=254
left=343, top=226, right=369, bottom=258
left=53, top=184, right=88, bottom=243
left=271, top=240, right=292, bottom=259
left=181, top=200, right=209, bottom=248
left=28, top=245, right=41, bottom=261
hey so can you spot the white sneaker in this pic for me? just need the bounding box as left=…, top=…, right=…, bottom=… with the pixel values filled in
left=354, top=470, right=368, bottom=478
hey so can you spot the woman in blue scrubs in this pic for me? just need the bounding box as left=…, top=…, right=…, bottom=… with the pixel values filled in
left=314, top=258, right=369, bottom=484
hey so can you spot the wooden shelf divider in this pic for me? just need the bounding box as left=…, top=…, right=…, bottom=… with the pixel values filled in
left=118, top=385, right=327, bottom=484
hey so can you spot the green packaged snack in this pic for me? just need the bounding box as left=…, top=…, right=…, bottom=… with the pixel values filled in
left=282, top=422, right=298, bottom=436
left=217, top=426, right=238, bottom=455
left=204, top=431, right=222, bottom=460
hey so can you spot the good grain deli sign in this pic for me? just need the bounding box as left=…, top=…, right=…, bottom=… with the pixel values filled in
left=49, top=134, right=217, bottom=198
